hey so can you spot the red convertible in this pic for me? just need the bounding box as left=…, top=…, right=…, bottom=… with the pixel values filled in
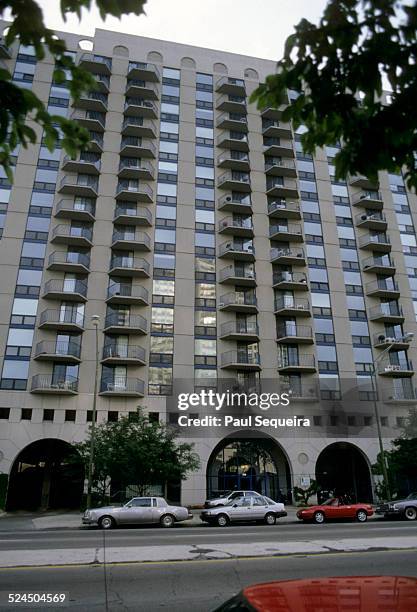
left=296, top=497, right=374, bottom=523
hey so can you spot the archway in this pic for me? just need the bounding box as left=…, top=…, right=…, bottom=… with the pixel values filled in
left=206, top=432, right=292, bottom=502
left=315, top=442, right=373, bottom=503
left=6, top=439, right=84, bottom=511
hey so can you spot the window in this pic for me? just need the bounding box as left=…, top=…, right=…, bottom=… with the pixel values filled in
left=108, top=411, right=118, bottom=422
left=21, top=408, right=32, bottom=420
left=159, top=141, right=178, bottom=154
left=195, top=339, right=216, bottom=355
left=196, top=126, right=214, bottom=140
left=163, top=68, right=180, bottom=80
left=160, top=121, right=179, bottom=135
left=157, top=182, right=177, bottom=197
left=65, top=410, right=76, bottom=422
left=155, top=229, right=176, bottom=243
left=0, top=408, right=10, bottom=420
left=195, top=233, right=215, bottom=248
left=43, top=409, right=54, bottom=422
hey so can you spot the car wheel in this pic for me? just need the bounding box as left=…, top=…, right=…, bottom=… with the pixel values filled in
left=98, top=516, right=115, bottom=530
left=404, top=507, right=417, bottom=521
left=356, top=510, right=368, bottom=523
left=216, top=514, right=229, bottom=527
left=313, top=511, right=325, bottom=524
left=264, top=512, right=276, bottom=526
left=160, top=514, right=175, bottom=528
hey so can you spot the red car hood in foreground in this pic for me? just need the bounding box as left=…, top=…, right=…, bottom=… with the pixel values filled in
left=226, top=577, right=417, bottom=612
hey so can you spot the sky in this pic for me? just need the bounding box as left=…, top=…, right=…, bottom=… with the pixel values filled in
left=28, top=0, right=328, bottom=60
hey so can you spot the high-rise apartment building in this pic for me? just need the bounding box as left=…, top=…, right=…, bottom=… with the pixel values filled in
left=0, top=22, right=416, bottom=510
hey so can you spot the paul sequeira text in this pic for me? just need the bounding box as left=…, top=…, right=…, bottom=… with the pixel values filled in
left=176, top=414, right=311, bottom=428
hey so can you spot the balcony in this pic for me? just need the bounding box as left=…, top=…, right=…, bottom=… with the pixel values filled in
left=111, top=229, right=151, bottom=251
left=114, top=205, right=152, bottom=226
left=272, top=272, right=308, bottom=291
left=216, top=94, right=247, bottom=113
left=265, top=158, right=297, bottom=178
left=270, top=247, right=306, bottom=266
left=55, top=198, right=95, bottom=222
left=125, top=79, right=159, bottom=99
left=216, top=112, right=248, bottom=132
left=276, top=324, right=314, bottom=344
left=383, top=389, right=417, bottom=403
left=39, top=309, right=85, bottom=332
left=88, top=131, right=104, bottom=153
left=220, top=321, right=259, bottom=342
left=218, top=241, right=255, bottom=262
left=219, top=292, right=258, bottom=313
left=104, top=313, right=147, bottom=335
left=0, top=37, right=12, bottom=59
left=218, top=194, right=252, bottom=214
left=286, top=384, right=319, bottom=402
left=216, top=76, right=246, bottom=97
left=377, top=359, right=414, bottom=377
left=358, top=233, right=391, bottom=253
left=218, top=216, right=254, bottom=237
left=217, top=132, right=249, bottom=151
left=47, top=251, right=90, bottom=274
left=75, top=91, right=108, bottom=113
left=268, top=199, right=301, bottom=219
left=217, top=151, right=250, bottom=172
left=116, top=181, right=153, bottom=203
left=120, top=136, right=156, bottom=158
left=62, top=153, right=101, bottom=175
left=58, top=176, right=98, bottom=198
left=43, top=279, right=88, bottom=302
left=352, top=192, right=383, bottom=210
left=266, top=178, right=299, bottom=199
left=373, top=333, right=412, bottom=350
left=349, top=174, right=379, bottom=190
left=263, top=141, right=295, bottom=158
left=217, top=171, right=251, bottom=192
left=71, top=109, right=105, bottom=132
left=369, top=302, right=404, bottom=323
left=277, top=354, right=316, bottom=373
left=118, top=159, right=155, bottom=180
left=121, top=116, right=157, bottom=138
left=100, top=377, right=145, bottom=397
left=362, top=255, right=395, bottom=276
left=106, top=283, right=149, bottom=306
left=92, top=73, right=110, bottom=93
left=262, top=119, right=292, bottom=139
left=51, top=225, right=93, bottom=248
left=269, top=223, right=303, bottom=242
left=221, top=351, right=261, bottom=371
left=34, top=341, right=81, bottom=363
left=218, top=266, right=256, bottom=287
left=31, top=374, right=78, bottom=395
left=109, top=256, right=150, bottom=278
left=274, top=297, right=311, bottom=317
left=355, top=211, right=387, bottom=231
left=128, top=61, right=161, bottom=82
left=366, top=278, right=400, bottom=299
left=124, top=98, right=158, bottom=119
left=102, top=344, right=146, bottom=365
left=78, top=53, right=112, bottom=75
left=261, top=106, right=287, bottom=120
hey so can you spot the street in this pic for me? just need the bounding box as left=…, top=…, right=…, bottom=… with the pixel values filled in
left=0, top=549, right=417, bottom=611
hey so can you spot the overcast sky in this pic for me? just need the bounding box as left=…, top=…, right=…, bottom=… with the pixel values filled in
left=30, top=0, right=328, bottom=60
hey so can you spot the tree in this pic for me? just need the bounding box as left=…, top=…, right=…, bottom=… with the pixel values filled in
left=73, top=409, right=200, bottom=504
left=372, top=437, right=417, bottom=498
left=251, top=0, right=417, bottom=190
left=293, top=480, right=319, bottom=506
left=0, top=0, right=147, bottom=179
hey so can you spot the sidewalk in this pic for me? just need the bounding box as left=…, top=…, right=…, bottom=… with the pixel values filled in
left=0, top=507, right=304, bottom=531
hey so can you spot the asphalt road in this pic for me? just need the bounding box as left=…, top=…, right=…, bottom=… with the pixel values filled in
left=0, top=549, right=416, bottom=612
left=0, top=519, right=415, bottom=551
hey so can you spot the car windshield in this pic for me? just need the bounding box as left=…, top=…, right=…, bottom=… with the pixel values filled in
left=322, top=498, right=338, bottom=506
left=406, top=493, right=417, bottom=500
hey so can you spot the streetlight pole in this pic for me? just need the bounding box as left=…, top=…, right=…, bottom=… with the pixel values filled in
left=86, top=315, right=100, bottom=509
left=370, top=332, right=413, bottom=501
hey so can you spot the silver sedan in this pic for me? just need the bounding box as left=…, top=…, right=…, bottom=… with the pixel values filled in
left=200, top=495, right=287, bottom=527
left=82, top=496, right=193, bottom=529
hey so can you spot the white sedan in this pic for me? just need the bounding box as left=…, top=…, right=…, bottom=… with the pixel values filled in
left=200, top=495, right=287, bottom=526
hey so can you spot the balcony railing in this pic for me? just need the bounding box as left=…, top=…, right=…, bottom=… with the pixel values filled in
left=220, top=321, right=259, bottom=337
left=31, top=374, right=78, bottom=393
left=366, top=278, right=399, bottom=295
left=362, top=254, right=395, bottom=272
left=128, top=61, right=161, bottom=81
left=78, top=53, right=112, bottom=74
left=277, top=354, right=316, bottom=369
left=218, top=216, right=253, bottom=232
left=276, top=324, right=313, bottom=340
left=219, top=241, right=254, bottom=257
left=114, top=205, right=153, bottom=225
left=35, top=341, right=81, bottom=360
left=100, top=377, right=145, bottom=395
left=51, top=224, right=93, bottom=244
left=274, top=297, right=310, bottom=313
left=219, top=292, right=257, bottom=308
left=55, top=198, right=96, bottom=220
left=104, top=312, right=147, bottom=332
left=48, top=251, right=90, bottom=270
left=369, top=302, right=403, bottom=319
left=377, top=359, right=413, bottom=375
left=270, top=247, right=305, bottom=262
left=43, top=279, right=88, bottom=299
left=107, top=283, right=149, bottom=303
left=109, top=256, right=150, bottom=275
left=112, top=230, right=151, bottom=249
left=272, top=271, right=308, bottom=287
left=219, top=265, right=256, bottom=283
left=221, top=351, right=260, bottom=367
left=267, top=199, right=301, bottom=217
left=102, top=344, right=146, bottom=362
left=71, top=109, right=106, bottom=131
left=40, top=309, right=85, bottom=328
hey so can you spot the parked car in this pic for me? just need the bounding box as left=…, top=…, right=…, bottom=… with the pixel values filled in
left=82, top=496, right=193, bottom=529
left=204, top=490, right=262, bottom=508
left=296, top=497, right=373, bottom=523
left=200, top=495, right=287, bottom=526
left=376, top=492, right=417, bottom=521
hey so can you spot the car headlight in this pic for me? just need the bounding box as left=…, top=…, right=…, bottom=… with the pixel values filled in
left=84, top=510, right=91, bottom=518
left=393, top=504, right=400, bottom=510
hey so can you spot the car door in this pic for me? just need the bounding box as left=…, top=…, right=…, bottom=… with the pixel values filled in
left=229, top=497, right=252, bottom=522
left=118, top=497, right=155, bottom=524
left=324, top=498, right=340, bottom=519
left=251, top=496, right=269, bottom=520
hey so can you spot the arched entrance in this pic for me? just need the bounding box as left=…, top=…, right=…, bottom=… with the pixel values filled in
left=6, top=439, right=84, bottom=511
left=315, top=442, right=373, bottom=503
left=206, top=432, right=292, bottom=502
